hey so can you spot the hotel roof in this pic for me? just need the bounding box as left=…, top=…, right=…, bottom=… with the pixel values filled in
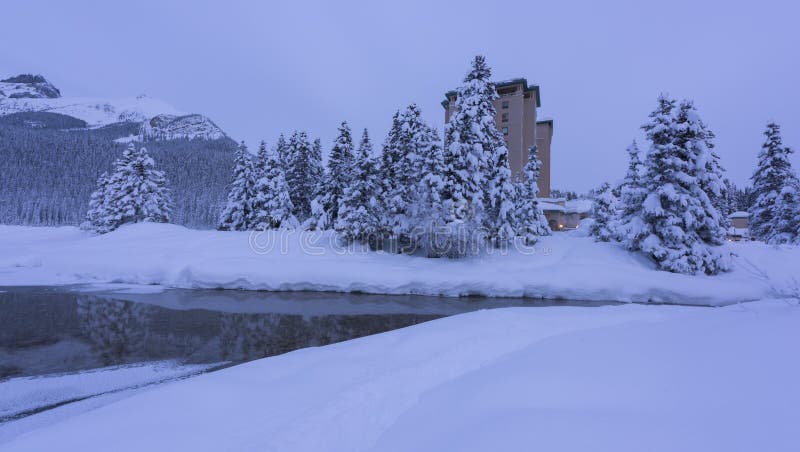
left=441, top=78, right=541, bottom=109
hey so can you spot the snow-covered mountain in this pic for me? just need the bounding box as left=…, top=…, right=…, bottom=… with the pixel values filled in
left=0, top=74, right=227, bottom=141
left=0, top=74, right=61, bottom=98
left=140, top=114, right=226, bottom=141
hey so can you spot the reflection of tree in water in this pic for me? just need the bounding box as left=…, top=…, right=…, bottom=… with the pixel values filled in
left=219, top=312, right=442, bottom=362
left=76, top=295, right=152, bottom=365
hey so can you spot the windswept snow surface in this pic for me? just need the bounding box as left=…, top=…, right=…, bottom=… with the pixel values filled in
left=1, top=301, right=798, bottom=451
left=1, top=223, right=799, bottom=305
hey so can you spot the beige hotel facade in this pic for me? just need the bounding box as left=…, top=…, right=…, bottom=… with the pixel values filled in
left=442, top=78, right=553, bottom=197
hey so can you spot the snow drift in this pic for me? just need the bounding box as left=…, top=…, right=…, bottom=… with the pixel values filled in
left=1, top=223, right=799, bottom=305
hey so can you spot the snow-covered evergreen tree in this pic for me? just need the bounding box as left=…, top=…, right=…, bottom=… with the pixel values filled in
left=84, top=143, right=172, bottom=233
left=83, top=171, right=112, bottom=233
left=719, top=178, right=737, bottom=218
left=412, top=128, right=448, bottom=256
left=218, top=142, right=256, bottom=231
left=617, top=140, right=647, bottom=246
left=336, top=129, right=381, bottom=244
left=310, top=138, right=324, bottom=184
left=251, top=144, right=298, bottom=230
left=673, top=100, right=728, bottom=245
left=590, top=182, right=617, bottom=242
left=438, top=55, right=500, bottom=255
left=484, top=132, right=516, bottom=246
left=632, top=95, right=727, bottom=274
left=378, top=104, right=441, bottom=247
left=749, top=122, right=800, bottom=244
left=275, top=134, right=289, bottom=167
left=283, top=131, right=316, bottom=221
left=301, top=137, right=328, bottom=231
left=320, top=122, right=355, bottom=225
left=514, top=146, right=550, bottom=245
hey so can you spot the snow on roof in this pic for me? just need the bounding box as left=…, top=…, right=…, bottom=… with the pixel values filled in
left=564, top=199, right=593, bottom=214
left=728, top=211, right=750, bottom=219
left=538, top=197, right=565, bottom=204
left=539, top=202, right=564, bottom=213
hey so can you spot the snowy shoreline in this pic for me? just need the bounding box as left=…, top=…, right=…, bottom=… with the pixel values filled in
left=1, top=223, right=799, bottom=306
left=3, top=300, right=798, bottom=451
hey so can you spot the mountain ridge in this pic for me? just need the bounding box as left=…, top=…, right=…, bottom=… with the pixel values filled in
left=0, top=74, right=228, bottom=142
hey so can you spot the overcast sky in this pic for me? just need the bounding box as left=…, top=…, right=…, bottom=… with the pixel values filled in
left=2, top=0, right=798, bottom=192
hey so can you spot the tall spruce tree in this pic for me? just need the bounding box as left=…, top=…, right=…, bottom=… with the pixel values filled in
left=310, top=137, right=324, bottom=190
left=218, top=142, right=256, bottom=231
left=590, top=182, right=617, bottom=242
left=275, top=134, right=289, bottom=167
left=321, top=122, right=355, bottom=225
left=484, top=133, right=517, bottom=246
left=336, top=129, right=381, bottom=244
left=377, top=111, right=403, bottom=239
left=379, top=104, right=440, bottom=246
left=749, top=122, right=800, bottom=244
left=632, top=95, right=727, bottom=274
left=439, top=55, right=499, bottom=254
left=83, top=171, right=112, bottom=233
left=252, top=145, right=298, bottom=230
left=673, top=100, right=728, bottom=245
left=617, top=140, right=647, bottom=246
left=412, top=128, right=448, bottom=256
left=84, top=143, right=172, bottom=233
left=284, top=131, right=316, bottom=221
left=251, top=140, right=272, bottom=229
left=514, top=145, right=550, bottom=245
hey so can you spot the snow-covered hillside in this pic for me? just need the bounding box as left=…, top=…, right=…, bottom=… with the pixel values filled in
left=0, top=74, right=227, bottom=141
left=1, top=223, right=799, bottom=305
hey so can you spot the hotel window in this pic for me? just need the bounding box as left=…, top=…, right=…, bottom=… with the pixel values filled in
left=502, top=127, right=508, bottom=135
left=501, top=112, right=509, bottom=123
left=501, top=100, right=509, bottom=109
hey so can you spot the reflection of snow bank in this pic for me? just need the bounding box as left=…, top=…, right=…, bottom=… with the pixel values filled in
left=1, top=223, right=799, bottom=306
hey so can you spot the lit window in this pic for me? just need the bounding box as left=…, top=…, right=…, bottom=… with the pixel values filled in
left=502, top=100, right=509, bottom=109
left=501, top=112, right=509, bottom=123
left=502, top=127, right=508, bottom=135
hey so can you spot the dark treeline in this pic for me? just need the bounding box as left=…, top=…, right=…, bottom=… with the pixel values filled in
left=0, top=112, right=235, bottom=228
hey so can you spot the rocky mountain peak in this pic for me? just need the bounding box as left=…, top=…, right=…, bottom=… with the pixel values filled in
left=0, top=74, right=62, bottom=99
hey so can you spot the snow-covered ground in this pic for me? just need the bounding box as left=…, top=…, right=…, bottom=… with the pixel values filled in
left=1, top=223, right=799, bottom=305
left=0, top=361, right=218, bottom=421
left=0, top=361, right=222, bottom=443
left=1, top=300, right=797, bottom=451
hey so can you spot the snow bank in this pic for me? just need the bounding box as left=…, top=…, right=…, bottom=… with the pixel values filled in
left=2, top=301, right=798, bottom=451
left=1, top=223, right=799, bottom=305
